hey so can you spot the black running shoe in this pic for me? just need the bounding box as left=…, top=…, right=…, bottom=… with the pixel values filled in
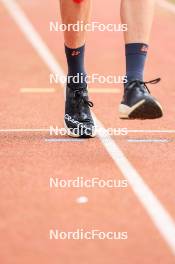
left=119, top=78, right=163, bottom=119
left=64, top=84, right=96, bottom=138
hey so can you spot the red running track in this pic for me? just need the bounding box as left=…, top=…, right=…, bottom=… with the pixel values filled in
left=0, top=0, right=175, bottom=263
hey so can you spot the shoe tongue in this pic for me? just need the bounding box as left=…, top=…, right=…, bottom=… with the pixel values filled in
left=125, top=80, right=143, bottom=89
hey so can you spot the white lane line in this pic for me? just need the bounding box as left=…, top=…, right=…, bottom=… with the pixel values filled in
left=0, top=128, right=175, bottom=134
left=0, top=128, right=50, bottom=132
left=127, top=130, right=175, bottom=133
left=157, top=0, right=175, bottom=14
left=1, top=0, right=65, bottom=78
left=45, top=138, right=85, bottom=142
left=2, top=0, right=175, bottom=254
left=95, top=117, right=175, bottom=254
left=128, top=139, right=173, bottom=143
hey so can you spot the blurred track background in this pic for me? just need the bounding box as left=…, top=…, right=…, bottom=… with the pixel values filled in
left=0, top=0, right=175, bottom=263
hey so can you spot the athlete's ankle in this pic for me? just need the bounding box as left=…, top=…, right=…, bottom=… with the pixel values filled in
left=65, top=44, right=87, bottom=87
left=125, top=43, right=149, bottom=86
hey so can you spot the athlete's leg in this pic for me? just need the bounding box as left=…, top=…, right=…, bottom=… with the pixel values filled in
left=121, top=0, right=155, bottom=82
left=60, top=0, right=95, bottom=137
left=60, top=0, right=91, bottom=48
left=121, top=0, right=154, bottom=44
left=119, top=0, right=163, bottom=119
left=60, top=0, right=91, bottom=81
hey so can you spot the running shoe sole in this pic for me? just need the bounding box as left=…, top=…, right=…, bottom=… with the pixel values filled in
left=119, top=98, right=163, bottom=119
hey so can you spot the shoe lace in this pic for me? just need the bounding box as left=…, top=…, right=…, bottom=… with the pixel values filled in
left=126, top=78, right=161, bottom=93
left=73, top=87, right=94, bottom=107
